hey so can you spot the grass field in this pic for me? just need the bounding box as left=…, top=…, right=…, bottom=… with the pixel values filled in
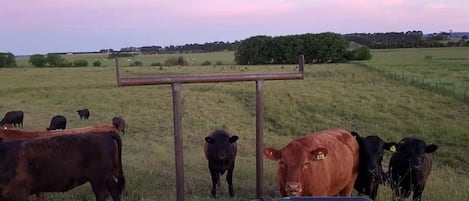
left=2, top=48, right=469, bottom=201
left=361, top=47, right=469, bottom=102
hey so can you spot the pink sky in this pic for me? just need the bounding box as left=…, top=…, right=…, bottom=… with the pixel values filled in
left=1, top=0, right=468, bottom=55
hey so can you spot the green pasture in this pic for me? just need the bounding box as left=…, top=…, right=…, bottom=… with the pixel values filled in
left=361, top=47, right=469, bottom=102
left=1, top=58, right=468, bottom=201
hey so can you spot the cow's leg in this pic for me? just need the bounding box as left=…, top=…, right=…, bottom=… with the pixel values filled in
left=370, top=183, right=378, bottom=200
left=412, top=187, right=424, bottom=201
left=227, top=168, right=234, bottom=197
left=9, top=189, right=29, bottom=201
left=106, top=177, right=122, bottom=201
left=35, top=193, right=46, bottom=201
left=209, top=169, right=219, bottom=198
left=90, top=179, right=109, bottom=201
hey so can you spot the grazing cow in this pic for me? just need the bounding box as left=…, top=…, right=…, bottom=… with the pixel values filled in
left=204, top=130, right=238, bottom=197
left=351, top=131, right=397, bottom=200
left=0, top=110, right=24, bottom=128
left=76, top=108, right=90, bottom=120
left=0, top=132, right=125, bottom=201
left=263, top=128, right=359, bottom=197
left=388, top=137, right=438, bottom=201
left=112, top=116, right=126, bottom=135
left=46, top=115, right=67, bottom=131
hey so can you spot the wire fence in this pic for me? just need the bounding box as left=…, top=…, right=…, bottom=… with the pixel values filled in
left=352, top=62, right=469, bottom=104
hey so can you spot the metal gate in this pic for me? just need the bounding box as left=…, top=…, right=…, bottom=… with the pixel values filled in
left=116, top=55, right=305, bottom=201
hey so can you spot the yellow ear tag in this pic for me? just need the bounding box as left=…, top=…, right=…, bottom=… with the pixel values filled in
left=316, top=152, right=325, bottom=160
left=390, top=145, right=397, bottom=153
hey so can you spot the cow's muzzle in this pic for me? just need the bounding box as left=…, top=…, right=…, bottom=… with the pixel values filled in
left=285, top=182, right=302, bottom=196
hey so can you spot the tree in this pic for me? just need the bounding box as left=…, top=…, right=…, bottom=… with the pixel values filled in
left=0, top=52, right=17, bottom=67
left=462, top=35, right=468, bottom=40
left=73, top=59, right=88, bottom=67
left=29, top=54, right=47, bottom=67
left=46, top=53, right=66, bottom=67
left=234, top=35, right=273, bottom=65
left=93, top=60, right=102, bottom=67
left=351, top=47, right=372, bottom=60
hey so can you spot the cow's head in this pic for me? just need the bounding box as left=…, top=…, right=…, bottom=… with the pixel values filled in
left=395, top=137, right=438, bottom=171
left=264, top=141, right=328, bottom=197
left=352, top=132, right=397, bottom=181
left=205, top=131, right=238, bottom=161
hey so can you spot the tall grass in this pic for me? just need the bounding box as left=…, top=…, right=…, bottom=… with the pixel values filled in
left=0, top=59, right=468, bottom=200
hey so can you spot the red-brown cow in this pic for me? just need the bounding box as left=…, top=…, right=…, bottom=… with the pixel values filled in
left=264, top=128, right=359, bottom=197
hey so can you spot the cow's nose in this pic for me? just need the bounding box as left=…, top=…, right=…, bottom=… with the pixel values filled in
left=286, top=182, right=301, bottom=190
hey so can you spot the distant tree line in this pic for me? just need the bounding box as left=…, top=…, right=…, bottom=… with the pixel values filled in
left=3, top=31, right=468, bottom=68
left=0, top=52, right=16, bottom=67
left=234, top=32, right=371, bottom=65
left=138, top=41, right=240, bottom=55
left=344, top=31, right=469, bottom=49
left=28, top=53, right=100, bottom=67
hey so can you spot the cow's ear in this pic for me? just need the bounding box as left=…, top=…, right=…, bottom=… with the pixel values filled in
left=384, top=142, right=398, bottom=153
left=310, top=147, right=328, bottom=161
left=425, top=144, right=438, bottom=153
left=205, top=137, right=215, bottom=144
left=229, top=135, right=239, bottom=143
left=263, top=147, right=281, bottom=161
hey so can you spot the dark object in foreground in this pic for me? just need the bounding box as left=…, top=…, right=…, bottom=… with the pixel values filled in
left=0, top=132, right=125, bottom=201
left=204, top=130, right=238, bottom=197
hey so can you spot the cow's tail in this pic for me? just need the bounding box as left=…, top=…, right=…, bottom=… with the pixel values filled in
left=111, top=132, right=126, bottom=195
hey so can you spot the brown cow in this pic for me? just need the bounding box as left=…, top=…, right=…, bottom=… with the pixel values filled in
left=0, top=124, right=121, bottom=201
left=263, top=128, right=359, bottom=197
left=0, top=132, right=125, bottom=201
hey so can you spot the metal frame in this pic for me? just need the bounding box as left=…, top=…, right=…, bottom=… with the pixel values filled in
left=116, top=55, right=305, bottom=201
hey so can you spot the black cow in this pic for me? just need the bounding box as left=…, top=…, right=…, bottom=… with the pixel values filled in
left=388, top=137, right=438, bottom=201
left=76, top=108, right=90, bottom=120
left=352, top=131, right=397, bottom=200
left=46, top=115, right=67, bottom=131
left=0, top=131, right=125, bottom=201
left=112, top=116, right=125, bottom=135
left=204, top=130, right=238, bottom=197
left=0, top=110, right=24, bottom=128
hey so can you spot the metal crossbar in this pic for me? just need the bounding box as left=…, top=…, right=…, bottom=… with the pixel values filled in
left=116, top=55, right=305, bottom=201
